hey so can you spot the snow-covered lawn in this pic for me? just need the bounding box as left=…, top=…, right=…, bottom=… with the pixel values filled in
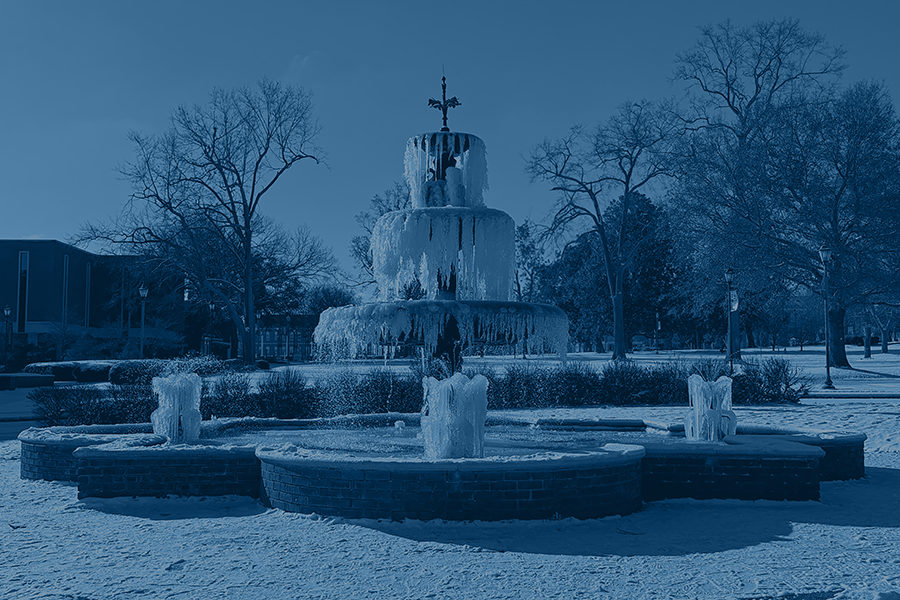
left=3, top=398, right=900, bottom=599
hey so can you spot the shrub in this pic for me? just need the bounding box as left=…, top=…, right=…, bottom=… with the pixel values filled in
left=106, top=384, right=158, bottom=423
left=73, top=362, right=115, bottom=383
left=160, top=355, right=226, bottom=377
left=109, top=360, right=167, bottom=385
left=689, top=358, right=730, bottom=382
left=201, top=372, right=256, bottom=419
left=23, top=362, right=79, bottom=382
left=28, top=385, right=155, bottom=426
left=732, top=358, right=808, bottom=404
left=356, top=369, right=422, bottom=414
left=595, top=360, right=653, bottom=405
left=257, top=369, right=316, bottom=419
left=543, top=362, right=603, bottom=407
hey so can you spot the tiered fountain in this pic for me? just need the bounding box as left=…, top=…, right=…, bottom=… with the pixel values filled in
left=314, top=78, right=568, bottom=370
left=17, top=81, right=867, bottom=523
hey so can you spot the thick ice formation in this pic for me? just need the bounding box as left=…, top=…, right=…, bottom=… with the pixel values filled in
left=404, top=132, right=488, bottom=209
left=314, top=125, right=569, bottom=363
left=372, top=208, right=515, bottom=301
left=315, top=300, right=568, bottom=360
left=151, top=374, right=202, bottom=444
left=421, top=372, right=489, bottom=459
left=684, top=374, right=737, bottom=441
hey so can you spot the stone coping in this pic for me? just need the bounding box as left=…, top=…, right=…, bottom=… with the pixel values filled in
left=640, top=436, right=825, bottom=459
left=18, top=416, right=864, bottom=454
left=255, top=443, right=646, bottom=473
left=73, top=439, right=257, bottom=459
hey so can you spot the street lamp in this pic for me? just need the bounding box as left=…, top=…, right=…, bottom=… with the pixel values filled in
left=138, top=283, right=148, bottom=358
left=655, top=311, right=660, bottom=355
left=724, top=268, right=734, bottom=375
left=203, top=301, right=215, bottom=355
left=3, top=305, right=10, bottom=360
left=819, top=246, right=835, bottom=389
left=285, top=314, right=292, bottom=362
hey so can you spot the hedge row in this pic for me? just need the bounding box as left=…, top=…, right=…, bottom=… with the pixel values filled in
left=28, top=357, right=808, bottom=427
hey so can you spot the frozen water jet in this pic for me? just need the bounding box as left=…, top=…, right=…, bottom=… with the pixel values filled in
left=151, top=373, right=202, bottom=444
left=421, top=372, right=489, bottom=459
left=684, top=374, right=737, bottom=441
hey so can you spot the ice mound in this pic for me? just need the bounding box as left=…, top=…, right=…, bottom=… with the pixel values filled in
left=151, top=374, right=202, bottom=444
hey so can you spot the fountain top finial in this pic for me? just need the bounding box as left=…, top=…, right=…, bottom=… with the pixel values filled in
left=428, top=76, right=461, bottom=132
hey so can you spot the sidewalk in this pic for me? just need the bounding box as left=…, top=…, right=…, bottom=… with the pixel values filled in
left=0, top=389, right=40, bottom=441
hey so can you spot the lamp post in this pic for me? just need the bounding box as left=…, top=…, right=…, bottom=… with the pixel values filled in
left=724, top=268, right=734, bottom=375
left=3, top=305, right=10, bottom=361
left=819, top=246, right=835, bottom=389
left=138, top=283, right=148, bottom=358
left=655, top=311, right=660, bottom=355
left=285, top=314, right=292, bottom=362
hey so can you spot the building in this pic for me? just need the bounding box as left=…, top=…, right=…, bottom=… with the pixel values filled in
left=255, top=314, right=319, bottom=362
left=0, top=240, right=183, bottom=362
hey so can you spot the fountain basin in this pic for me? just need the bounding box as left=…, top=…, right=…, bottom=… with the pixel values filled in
left=257, top=444, right=645, bottom=521
left=18, top=416, right=866, bottom=519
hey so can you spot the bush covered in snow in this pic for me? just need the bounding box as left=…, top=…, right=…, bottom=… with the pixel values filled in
left=201, top=372, right=256, bottom=419
left=257, top=370, right=316, bottom=419
left=29, top=384, right=156, bottom=426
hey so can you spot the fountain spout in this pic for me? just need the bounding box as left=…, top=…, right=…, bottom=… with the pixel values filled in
left=421, top=373, right=489, bottom=459
left=151, top=374, right=202, bottom=444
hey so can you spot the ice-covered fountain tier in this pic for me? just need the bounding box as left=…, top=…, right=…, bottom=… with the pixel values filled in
left=314, top=131, right=568, bottom=362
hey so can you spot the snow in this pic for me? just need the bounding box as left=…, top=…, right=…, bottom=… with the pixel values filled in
left=3, top=397, right=900, bottom=599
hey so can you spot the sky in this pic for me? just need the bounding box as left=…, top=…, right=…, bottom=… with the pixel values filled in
left=2, top=0, right=899, bottom=279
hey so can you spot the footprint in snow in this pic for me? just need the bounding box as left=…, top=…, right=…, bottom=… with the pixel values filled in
left=165, top=559, right=187, bottom=571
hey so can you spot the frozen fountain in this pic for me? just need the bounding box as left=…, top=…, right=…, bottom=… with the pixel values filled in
left=684, top=374, right=737, bottom=441
left=150, top=373, right=202, bottom=444
left=421, top=372, right=489, bottom=459
left=314, top=79, right=568, bottom=370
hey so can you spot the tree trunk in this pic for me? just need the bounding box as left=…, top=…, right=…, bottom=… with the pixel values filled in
left=612, top=291, right=626, bottom=360
left=728, top=310, right=742, bottom=360
left=864, top=324, right=872, bottom=359
left=882, top=326, right=890, bottom=354
left=828, top=306, right=850, bottom=367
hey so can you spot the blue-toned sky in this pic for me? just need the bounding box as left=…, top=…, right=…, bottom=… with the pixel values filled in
left=2, top=1, right=898, bottom=276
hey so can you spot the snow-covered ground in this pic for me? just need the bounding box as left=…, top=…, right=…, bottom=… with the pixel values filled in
left=2, top=399, right=899, bottom=599
left=2, top=349, right=900, bottom=599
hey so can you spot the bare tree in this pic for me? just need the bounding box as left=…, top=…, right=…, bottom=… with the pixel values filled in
left=527, top=99, right=680, bottom=359
left=83, top=80, right=325, bottom=365
left=349, top=181, right=411, bottom=286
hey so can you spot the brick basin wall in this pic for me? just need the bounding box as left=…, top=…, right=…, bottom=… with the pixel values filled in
left=20, top=440, right=82, bottom=482
left=258, top=448, right=645, bottom=521
left=18, top=425, right=154, bottom=482
left=640, top=436, right=825, bottom=502
left=74, top=445, right=260, bottom=500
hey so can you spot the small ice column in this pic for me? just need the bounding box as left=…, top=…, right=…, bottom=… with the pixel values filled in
left=151, top=374, right=202, bottom=444
left=421, top=372, right=489, bottom=459
left=445, top=166, right=465, bottom=206
left=684, top=374, right=737, bottom=441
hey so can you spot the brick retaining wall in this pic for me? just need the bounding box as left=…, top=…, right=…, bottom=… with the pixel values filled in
left=641, top=453, right=821, bottom=501
left=258, top=450, right=645, bottom=521
left=74, top=445, right=260, bottom=500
